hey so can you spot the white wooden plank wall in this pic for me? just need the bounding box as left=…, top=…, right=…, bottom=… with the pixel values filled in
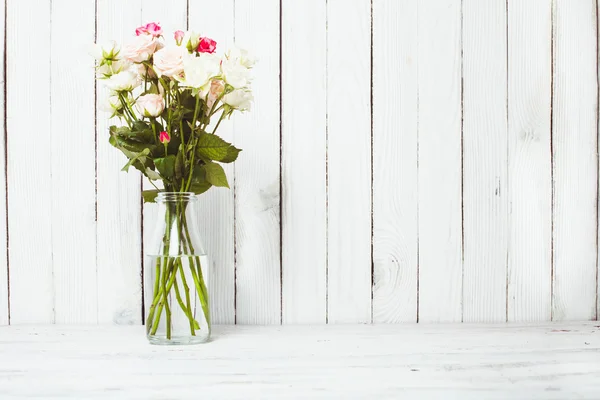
left=1, top=0, right=599, bottom=325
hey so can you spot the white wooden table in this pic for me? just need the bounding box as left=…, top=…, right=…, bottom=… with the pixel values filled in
left=0, top=323, right=599, bottom=399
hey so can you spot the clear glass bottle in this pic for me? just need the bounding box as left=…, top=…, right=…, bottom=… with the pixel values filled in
left=144, top=192, right=210, bottom=345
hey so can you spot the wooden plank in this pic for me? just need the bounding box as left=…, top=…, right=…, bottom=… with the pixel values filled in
left=140, top=0, right=187, bottom=322
left=188, top=0, right=236, bottom=325
left=326, top=0, right=372, bottom=324
left=96, top=0, right=143, bottom=324
left=372, top=0, right=418, bottom=323
left=1, top=324, right=599, bottom=398
left=51, top=0, right=97, bottom=323
left=507, top=0, right=552, bottom=322
left=0, top=0, right=7, bottom=325
left=280, top=0, right=327, bottom=324
left=234, top=0, right=281, bottom=324
left=417, top=0, right=463, bottom=322
left=6, top=0, right=54, bottom=324
left=462, top=0, right=508, bottom=322
left=552, top=0, right=598, bottom=321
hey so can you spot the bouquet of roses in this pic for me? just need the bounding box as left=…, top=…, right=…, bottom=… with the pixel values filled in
left=92, top=22, right=254, bottom=200
left=92, top=23, right=254, bottom=343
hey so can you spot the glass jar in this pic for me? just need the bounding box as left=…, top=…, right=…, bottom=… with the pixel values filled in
left=144, top=192, right=210, bottom=345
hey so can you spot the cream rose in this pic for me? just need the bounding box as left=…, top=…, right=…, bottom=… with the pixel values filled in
left=104, top=70, right=141, bottom=91
left=152, top=46, right=188, bottom=77
left=96, top=59, right=132, bottom=79
left=135, top=94, right=165, bottom=117
left=221, top=58, right=250, bottom=89
left=222, top=89, right=253, bottom=111
left=176, top=54, right=220, bottom=89
left=121, top=34, right=159, bottom=63
left=227, top=46, right=256, bottom=68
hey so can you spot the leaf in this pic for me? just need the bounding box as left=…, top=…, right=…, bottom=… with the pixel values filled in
left=220, top=146, right=242, bottom=163
left=142, top=190, right=160, bottom=203
left=203, top=162, right=229, bottom=188
left=195, top=134, right=232, bottom=161
left=121, top=148, right=150, bottom=172
left=190, top=181, right=212, bottom=195
left=154, top=155, right=176, bottom=179
left=145, top=168, right=162, bottom=180
left=174, top=146, right=185, bottom=180
left=189, top=164, right=212, bottom=195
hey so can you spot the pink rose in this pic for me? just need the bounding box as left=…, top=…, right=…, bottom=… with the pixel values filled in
left=159, top=131, right=170, bottom=144
left=122, top=34, right=159, bottom=62
left=197, top=37, right=216, bottom=54
left=136, top=22, right=162, bottom=38
left=135, top=94, right=165, bottom=117
left=153, top=46, right=187, bottom=77
left=174, top=30, right=185, bottom=46
left=206, top=80, right=225, bottom=113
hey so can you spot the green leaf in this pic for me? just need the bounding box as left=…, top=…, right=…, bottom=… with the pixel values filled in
left=190, top=181, right=212, bottom=195
left=154, top=155, right=176, bottom=179
left=195, top=134, right=232, bottom=161
left=142, top=190, right=160, bottom=203
left=220, top=146, right=242, bottom=163
left=144, top=168, right=161, bottom=180
left=121, top=148, right=150, bottom=172
left=203, top=162, right=229, bottom=188
left=174, top=146, right=185, bottom=180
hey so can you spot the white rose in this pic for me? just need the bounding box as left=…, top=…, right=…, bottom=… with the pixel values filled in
left=181, top=31, right=201, bottom=52
left=227, top=46, right=256, bottom=68
left=222, top=89, right=253, bottom=111
left=135, top=94, right=165, bottom=117
left=176, top=54, right=220, bottom=89
left=100, top=95, right=122, bottom=112
left=221, top=58, right=250, bottom=89
left=91, top=40, right=120, bottom=61
left=104, top=69, right=141, bottom=91
left=152, top=46, right=188, bottom=77
left=121, top=34, right=159, bottom=63
left=96, top=59, right=132, bottom=79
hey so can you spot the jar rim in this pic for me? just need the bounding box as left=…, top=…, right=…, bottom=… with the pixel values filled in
left=156, top=192, right=198, bottom=202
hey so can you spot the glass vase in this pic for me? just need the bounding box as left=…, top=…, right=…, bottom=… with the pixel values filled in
left=144, top=192, right=210, bottom=345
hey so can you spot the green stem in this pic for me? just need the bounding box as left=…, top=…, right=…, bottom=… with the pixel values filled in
left=146, top=258, right=162, bottom=333
left=181, top=213, right=210, bottom=326
left=211, top=110, right=227, bottom=135
left=172, top=270, right=196, bottom=336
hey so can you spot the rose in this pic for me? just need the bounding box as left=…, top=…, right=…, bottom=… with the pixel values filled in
left=152, top=46, right=188, bottom=77
left=100, top=95, right=122, bottom=112
left=136, top=22, right=162, bottom=37
left=176, top=54, right=220, bottom=89
left=104, top=70, right=141, bottom=91
left=181, top=31, right=201, bottom=52
left=135, top=63, right=157, bottom=79
left=226, top=46, right=256, bottom=68
left=204, top=80, right=225, bottom=113
left=91, top=40, right=120, bottom=62
left=96, top=59, right=132, bottom=79
left=221, top=58, right=250, bottom=88
left=121, top=34, right=159, bottom=62
left=135, top=94, right=165, bottom=117
left=222, top=89, right=253, bottom=111
left=174, top=30, right=185, bottom=45
left=159, top=131, right=171, bottom=144
left=197, top=37, right=217, bottom=54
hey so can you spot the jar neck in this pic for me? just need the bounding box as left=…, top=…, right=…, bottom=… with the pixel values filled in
left=156, top=192, right=198, bottom=205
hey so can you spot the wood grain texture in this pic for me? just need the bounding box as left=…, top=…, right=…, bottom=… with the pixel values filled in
left=462, top=0, right=508, bottom=323
left=234, top=0, right=281, bottom=325
left=0, top=0, right=7, bottom=326
left=552, top=0, right=598, bottom=321
left=6, top=0, right=54, bottom=324
left=1, top=323, right=599, bottom=398
left=188, top=0, right=236, bottom=325
left=96, top=0, right=143, bottom=325
left=51, top=0, right=97, bottom=323
left=326, top=0, right=372, bottom=324
left=507, top=0, right=552, bottom=322
left=281, top=0, right=327, bottom=323
left=417, top=0, right=463, bottom=323
left=372, top=0, right=418, bottom=323
left=140, top=0, right=187, bottom=322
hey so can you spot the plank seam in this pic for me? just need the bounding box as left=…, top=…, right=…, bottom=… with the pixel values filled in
left=550, top=0, right=556, bottom=322
left=325, top=0, right=329, bottom=325
left=49, top=0, right=56, bottom=324
left=233, top=0, right=237, bottom=325
left=460, top=0, right=465, bottom=324
left=279, top=0, right=283, bottom=325
left=505, top=0, right=510, bottom=323
left=3, top=0, right=8, bottom=325
left=369, top=0, right=374, bottom=325
left=594, top=0, right=600, bottom=321
left=415, top=0, right=420, bottom=324
left=94, top=0, right=99, bottom=324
